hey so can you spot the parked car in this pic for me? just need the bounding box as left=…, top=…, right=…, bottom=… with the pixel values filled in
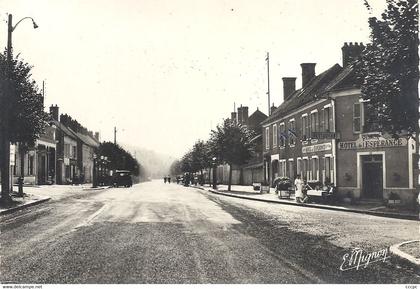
left=112, top=170, right=133, bottom=187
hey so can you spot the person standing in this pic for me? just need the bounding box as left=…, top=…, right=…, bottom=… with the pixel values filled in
left=294, top=174, right=304, bottom=203
left=164, top=176, right=167, bottom=183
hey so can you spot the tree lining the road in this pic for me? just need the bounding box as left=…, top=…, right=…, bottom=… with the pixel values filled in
left=97, top=142, right=147, bottom=181
left=172, top=119, right=256, bottom=190
left=0, top=52, right=49, bottom=202
left=359, top=0, right=418, bottom=136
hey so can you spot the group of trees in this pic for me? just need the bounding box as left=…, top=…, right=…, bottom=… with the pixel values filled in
left=97, top=142, right=146, bottom=182
left=171, top=118, right=257, bottom=191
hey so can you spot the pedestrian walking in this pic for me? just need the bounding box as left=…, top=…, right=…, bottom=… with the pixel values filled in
left=294, top=174, right=305, bottom=203
left=168, top=176, right=171, bottom=183
left=164, top=176, right=167, bottom=183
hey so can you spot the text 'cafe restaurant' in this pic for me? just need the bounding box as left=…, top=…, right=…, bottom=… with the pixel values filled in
left=336, top=132, right=416, bottom=206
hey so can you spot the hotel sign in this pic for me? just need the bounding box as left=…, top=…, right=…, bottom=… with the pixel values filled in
left=311, top=131, right=340, bottom=140
left=302, top=142, right=332, bottom=154
left=338, top=134, right=407, bottom=150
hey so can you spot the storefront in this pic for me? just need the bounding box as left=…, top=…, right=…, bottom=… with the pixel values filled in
left=336, top=133, right=416, bottom=205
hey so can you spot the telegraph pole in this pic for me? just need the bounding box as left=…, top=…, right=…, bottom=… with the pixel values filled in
left=114, top=127, right=116, bottom=145
left=266, top=52, right=271, bottom=116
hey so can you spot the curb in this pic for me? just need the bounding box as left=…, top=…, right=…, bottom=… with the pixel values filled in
left=390, top=240, right=420, bottom=269
left=198, top=187, right=418, bottom=221
left=0, top=197, right=51, bottom=216
left=82, top=186, right=111, bottom=191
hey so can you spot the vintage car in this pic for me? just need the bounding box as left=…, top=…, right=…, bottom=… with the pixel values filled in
left=112, top=170, right=133, bottom=188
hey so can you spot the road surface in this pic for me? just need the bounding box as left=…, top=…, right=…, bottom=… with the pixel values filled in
left=1, top=180, right=419, bottom=284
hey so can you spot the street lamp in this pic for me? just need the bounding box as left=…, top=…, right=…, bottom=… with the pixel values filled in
left=212, top=157, right=217, bottom=190
left=0, top=14, right=38, bottom=202
left=92, top=154, right=98, bottom=188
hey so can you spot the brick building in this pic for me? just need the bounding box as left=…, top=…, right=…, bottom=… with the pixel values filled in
left=261, top=42, right=416, bottom=206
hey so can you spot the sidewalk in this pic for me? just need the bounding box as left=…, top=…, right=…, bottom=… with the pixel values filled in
left=192, top=183, right=419, bottom=269
left=0, top=184, right=109, bottom=215
left=194, top=184, right=418, bottom=220
left=0, top=193, right=50, bottom=215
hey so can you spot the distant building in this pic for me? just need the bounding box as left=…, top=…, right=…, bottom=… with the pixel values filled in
left=211, top=105, right=267, bottom=185
left=13, top=124, right=57, bottom=185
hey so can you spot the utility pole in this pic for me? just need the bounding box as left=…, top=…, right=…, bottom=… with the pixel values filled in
left=1, top=14, right=38, bottom=203
left=1, top=14, right=14, bottom=202
left=266, top=52, right=271, bottom=116
left=114, top=127, right=116, bottom=144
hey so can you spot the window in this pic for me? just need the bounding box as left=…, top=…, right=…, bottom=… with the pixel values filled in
left=279, top=160, right=287, bottom=177
left=297, top=158, right=302, bottom=176
left=302, top=158, right=309, bottom=180
left=273, top=124, right=277, bottom=147
left=289, top=119, right=296, bottom=146
left=324, top=156, right=334, bottom=184
left=265, top=127, right=270, bottom=149
left=28, top=155, right=34, bottom=175
left=72, top=146, right=77, bottom=158
left=301, top=115, right=310, bottom=140
left=279, top=123, right=286, bottom=147
left=288, top=159, right=294, bottom=179
left=323, top=106, right=333, bottom=132
left=64, top=144, right=70, bottom=158
left=353, top=103, right=361, bottom=133
left=310, top=111, right=318, bottom=137
left=310, top=157, right=319, bottom=181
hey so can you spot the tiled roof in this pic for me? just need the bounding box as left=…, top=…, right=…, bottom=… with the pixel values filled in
left=52, top=120, right=78, bottom=140
left=324, top=62, right=360, bottom=92
left=261, top=63, right=343, bottom=125
left=76, top=132, right=100, bottom=148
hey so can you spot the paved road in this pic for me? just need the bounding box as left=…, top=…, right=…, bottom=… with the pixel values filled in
left=1, top=181, right=419, bottom=284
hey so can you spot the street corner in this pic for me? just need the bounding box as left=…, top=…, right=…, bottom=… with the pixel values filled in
left=0, top=194, right=51, bottom=216
left=390, top=240, right=420, bottom=270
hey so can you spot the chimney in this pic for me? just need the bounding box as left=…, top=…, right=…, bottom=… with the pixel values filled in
left=49, top=105, right=59, bottom=121
left=231, top=112, right=237, bottom=122
left=342, top=42, right=365, bottom=67
left=270, top=103, right=277, bottom=115
left=94, top=132, right=100, bottom=141
left=301, top=63, right=316, bottom=87
left=237, top=105, right=249, bottom=125
left=282, top=77, right=296, bottom=101
left=242, top=106, right=248, bottom=125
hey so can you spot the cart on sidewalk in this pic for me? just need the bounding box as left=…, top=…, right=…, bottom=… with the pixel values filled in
left=273, top=177, right=293, bottom=199
left=305, top=181, right=337, bottom=204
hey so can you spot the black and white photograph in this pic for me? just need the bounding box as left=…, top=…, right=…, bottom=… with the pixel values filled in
left=0, top=0, right=419, bottom=288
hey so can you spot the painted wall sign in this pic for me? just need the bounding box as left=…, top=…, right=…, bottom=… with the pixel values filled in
left=302, top=142, right=332, bottom=154
left=338, top=135, right=407, bottom=150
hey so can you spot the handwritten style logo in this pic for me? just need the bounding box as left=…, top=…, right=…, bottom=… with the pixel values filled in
left=340, top=247, right=390, bottom=271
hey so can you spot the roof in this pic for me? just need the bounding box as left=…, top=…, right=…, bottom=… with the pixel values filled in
left=249, top=109, right=267, bottom=121
left=261, top=63, right=344, bottom=125
left=52, top=120, right=78, bottom=140
left=76, top=132, right=100, bottom=148
left=324, top=61, right=361, bottom=91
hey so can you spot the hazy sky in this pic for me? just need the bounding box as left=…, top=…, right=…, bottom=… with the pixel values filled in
left=1, top=0, right=387, bottom=158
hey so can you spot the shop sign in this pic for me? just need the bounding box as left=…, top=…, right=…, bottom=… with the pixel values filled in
left=302, top=142, right=332, bottom=154
left=311, top=131, right=340, bottom=140
left=338, top=134, right=407, bottom=150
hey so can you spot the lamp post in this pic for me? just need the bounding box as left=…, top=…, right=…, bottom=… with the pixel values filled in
left=92, top=154, right=97, bottom=188
left=212, top=157, right=217, bottom=190
left=0, top=14, right=38, bottom=203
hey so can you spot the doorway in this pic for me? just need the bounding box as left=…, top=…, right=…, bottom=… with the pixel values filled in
left=361, top=154, right=383, bottom=199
